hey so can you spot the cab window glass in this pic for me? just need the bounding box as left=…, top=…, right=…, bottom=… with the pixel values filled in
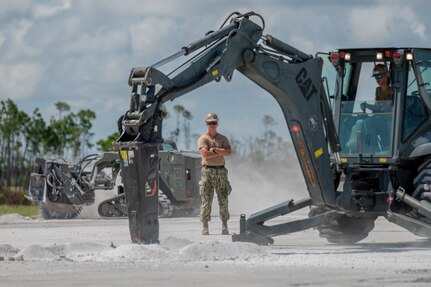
left=319, top=53, right=338, bottom=110
left=414, top=50, right=431, bottom=98
left=403, top=61, right=428, bottom=140
left=338, top=61, right=393, bottom=157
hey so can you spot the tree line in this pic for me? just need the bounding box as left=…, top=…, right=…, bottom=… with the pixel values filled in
left=1, top=99, right=293, bottom=202
left=0, top=99, right=95, bottom=195
left=99, top=104, right=294, bottom=162
left=168, top=106, right=295, bottom=162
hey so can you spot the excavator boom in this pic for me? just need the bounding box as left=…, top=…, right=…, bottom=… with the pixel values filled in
left=115, top=12, right=340, bottom=244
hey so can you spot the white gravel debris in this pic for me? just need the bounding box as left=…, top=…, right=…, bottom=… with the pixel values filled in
left=7, top=237, right=266, bottom=264
left=85, top=243, right=170, bottom=262
left=178, top=240, right=265, bottom=261
left=16, top=245, right=56, bottom=261
left=1, top=217, right=430, bottom=287
left=0, top=244, right=20, bottom=258
left=0, top=213, right=33, bottom=223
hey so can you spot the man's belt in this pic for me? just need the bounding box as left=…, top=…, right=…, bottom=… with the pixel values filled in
left=203, top=165, right=225, bottom=169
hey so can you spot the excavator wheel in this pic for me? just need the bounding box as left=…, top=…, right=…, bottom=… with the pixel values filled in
left=413, top=158, right=431, bottom=201
left=309, top=206, right=376, bottom=244
left=411, top=159, right=431, bottom=223
left=39, top=201, right=82, bottom=219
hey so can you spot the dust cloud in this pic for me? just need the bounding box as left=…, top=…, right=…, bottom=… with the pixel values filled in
left=227, top=159, right=308, bottom=216
left=78, top=157, right=309, bottom=219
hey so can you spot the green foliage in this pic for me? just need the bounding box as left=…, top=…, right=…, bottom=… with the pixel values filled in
left=97, top=132, right=120, bottom=151
left=163, top=108, right=290, bottom=163
left=170, top=104, right=193, bottom=149
left=45, top=108, right=96, bottom=158
left=0, top=204, right=39, bottom=217
left=229, top=114, right=292, bottom=163
left=54, top=101, right=71, bottom=119
left=0, top=98, right=97, bottom=193
left=0, top=190, right=31, bottom=205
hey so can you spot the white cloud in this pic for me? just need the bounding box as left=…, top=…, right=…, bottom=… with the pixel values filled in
left=63, top=28, right=129, bottom=54
left=0, top=63, right=45, bottom=100
left=129, top=17, right=178, bottom=58
left=0, top=33, right=5, bottom=48
left=1, top=0, right=431, bottom=145
left=0, top=19, right=40, bottom=61
left=0, top=0, right=31, bottom=19
left=402, top=8, right=426, bottom=39
left=347, top=4, right=427, bottom=45
left=347, top=7, right=392, bottom=44
left=32, top=0, right=71, bottom=19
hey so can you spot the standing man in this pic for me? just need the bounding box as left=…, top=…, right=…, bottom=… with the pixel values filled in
left=198, top=113, right=232, bottom=235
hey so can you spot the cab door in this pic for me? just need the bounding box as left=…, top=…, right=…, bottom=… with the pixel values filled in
left=412, top=49, right=431, bottom=115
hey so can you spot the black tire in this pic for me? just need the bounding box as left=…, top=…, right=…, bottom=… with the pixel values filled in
left=413, top=158, right=431, bottom=201
left=39, top=201, right=82, bottom=219
left=309, top=206, right=376, bottom=244
left=411, top=159, right=431, bottom=223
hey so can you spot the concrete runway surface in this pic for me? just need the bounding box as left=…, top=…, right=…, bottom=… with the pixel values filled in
left=1, top=213, right=431, bottom=287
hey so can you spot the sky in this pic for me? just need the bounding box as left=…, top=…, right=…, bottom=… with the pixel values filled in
left=1, top=0, right=430, bottom=150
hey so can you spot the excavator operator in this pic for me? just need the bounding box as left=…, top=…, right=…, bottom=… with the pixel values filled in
left=361, top=64, right=393, bottom=112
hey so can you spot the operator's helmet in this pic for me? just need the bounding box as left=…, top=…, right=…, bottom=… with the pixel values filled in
left=372, top=64, right=389, bottom=77
left=205, top=112, right=219, bottom=123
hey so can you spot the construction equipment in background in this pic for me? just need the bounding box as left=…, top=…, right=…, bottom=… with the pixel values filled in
left=98, top=141, right=201, bottom=218
left=27, top=141, right=201, bottom=219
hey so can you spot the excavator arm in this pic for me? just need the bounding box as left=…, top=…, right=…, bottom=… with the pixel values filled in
left=115, top=12, right=341, bottom=244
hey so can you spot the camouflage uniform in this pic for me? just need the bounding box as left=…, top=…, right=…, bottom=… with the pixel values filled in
left=199, top=166, right=232, bottom=222
left=198, top=112, right=232, bottom=235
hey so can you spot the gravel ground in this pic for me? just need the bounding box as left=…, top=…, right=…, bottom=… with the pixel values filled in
left=1, top=213, right=431, bottom=287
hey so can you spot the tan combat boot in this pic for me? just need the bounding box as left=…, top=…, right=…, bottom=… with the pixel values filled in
left=202, top=221, right=209, bottom=235
left=221, top=220, right=229, bottom=235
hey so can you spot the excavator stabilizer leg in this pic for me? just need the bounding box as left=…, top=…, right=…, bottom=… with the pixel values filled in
left=386, top=187, right=431, bottom=238
left=232, top=197, right=342, bottom=245
left=232, top=231, right=274, bottom=245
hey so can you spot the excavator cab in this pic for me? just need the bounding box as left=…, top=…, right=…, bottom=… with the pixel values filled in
left=323, top=50, right=392, bottom=159
left=237, top=47, right=431, bottom=244
left=321, top=48, right=430, bottom=163
left=305, top=48, right=431, bottom=243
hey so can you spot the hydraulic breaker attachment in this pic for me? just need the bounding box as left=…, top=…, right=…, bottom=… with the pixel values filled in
left=113, top=141, right=160, bottom=244
left=232, top=197, right=342, bottom=245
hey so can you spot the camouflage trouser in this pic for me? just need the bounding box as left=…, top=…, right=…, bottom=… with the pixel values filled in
left=199, top=166, right=232, bottom=222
